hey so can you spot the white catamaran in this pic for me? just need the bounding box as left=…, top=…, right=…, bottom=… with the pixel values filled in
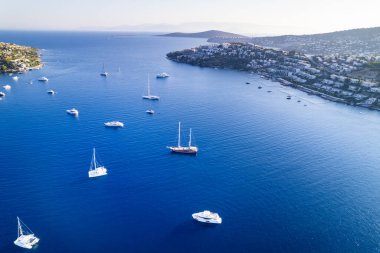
left=14, top=217, right=40, bottom=249
left=142, top=75, right=160, bottom=100
left=167, top=122, right=198, bottom=154
left=88, top=148, right=108, bottom=178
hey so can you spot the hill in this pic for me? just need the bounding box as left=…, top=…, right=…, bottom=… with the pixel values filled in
left=159, top=30, right=247, bottom=39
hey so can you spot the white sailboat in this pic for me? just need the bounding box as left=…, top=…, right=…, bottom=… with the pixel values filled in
left=100, top=64, right=108, bottom=77
left=88, top=148, right=108, bottom=178
left=167, top=122, right=198, bottom=154
left=14, top=217, right=40, bottom=249
left=142, top=75, right=160, bottom=100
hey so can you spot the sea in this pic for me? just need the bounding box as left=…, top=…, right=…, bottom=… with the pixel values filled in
left=1, top=31, right=380, bottom=253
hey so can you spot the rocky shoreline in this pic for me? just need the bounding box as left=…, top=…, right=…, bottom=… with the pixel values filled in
left=0, top=42, right=42, bottom=73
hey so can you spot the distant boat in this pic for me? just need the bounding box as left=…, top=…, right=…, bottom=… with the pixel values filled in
left=146, top=109, right=155, bottom=114
left=12, top=76, right=19, bottom=81
left=0, top=92, right=5, bottom=97
left=38, top=77, right=48, bottom=82
left=156, top=72, right=169, bottom=78
left=142, top=75, right=160, bottom=100
left=3, top=85, right=11, bottom=90
left=287, top=95, right=292, bottom=100
left=192, top=210, right=222, bottom=224
left=258, top=86, right=262, bottom=89
left=104, top=121, right=124, bottom=128
left=167, top=122, right=198, bottom=154
left=47, top=89, right=56, bottom=95
left=66, top=108, right=79, bottom=117
left=14, top=217, right=40, bottom=249
left=88, top=148, right=108, bottom=178
left=100, top=64, right=108, bottom=77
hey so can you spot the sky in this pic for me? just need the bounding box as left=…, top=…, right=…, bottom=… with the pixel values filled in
left=1, top=0, right=379, bottom=35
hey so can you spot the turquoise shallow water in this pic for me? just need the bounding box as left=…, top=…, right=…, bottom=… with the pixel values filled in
left=1, top=31, right=380, bottom=252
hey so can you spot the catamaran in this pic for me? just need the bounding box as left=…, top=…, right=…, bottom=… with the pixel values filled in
left=167, top=122, right=198, bottom=154
left=88, top=148, right=108, bottom=178
left=142, top=75, right=160, bottom=100
left=192, top=210, right=222, bottom=224
left=14, top=217, right=40, bottom=249
left=100, top=64, right=108, bottom=77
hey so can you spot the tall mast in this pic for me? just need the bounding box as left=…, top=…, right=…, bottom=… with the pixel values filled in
left=178, top=122, right=181, bottom=147
left=189, top=128, right=192, bottom=147
left=147, top=74, right=151, bottom=96
left=17, top=217, right=22, bottom=237
left=93, top=148, right=96, bottom=169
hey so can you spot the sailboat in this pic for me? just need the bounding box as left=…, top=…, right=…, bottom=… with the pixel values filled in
left=88, top=148, right=108, bottom=178
left=100, top=64, right=108, bottom=77
left=14, top=217, right=40, bottom=249
left=167, top=122, right=198, bottom=154
left=142, top=75, right=160, bottom=100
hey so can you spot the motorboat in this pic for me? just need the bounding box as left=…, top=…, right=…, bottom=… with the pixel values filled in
left=104, top=121, right=124, bottom=128
left=156, top=72, right=169, bottom=78
left=38, top=77, right=48, bottom=82
left=66, top=108, right=79, bottom=117
left=192, top=210, right=222, bottom=224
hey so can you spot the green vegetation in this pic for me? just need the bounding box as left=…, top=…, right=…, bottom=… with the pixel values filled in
left=0, top=42, right=41, bottom=73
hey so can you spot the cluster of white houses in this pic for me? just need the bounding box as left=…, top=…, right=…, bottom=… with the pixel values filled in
left=168, top=42, right=380, bottom=108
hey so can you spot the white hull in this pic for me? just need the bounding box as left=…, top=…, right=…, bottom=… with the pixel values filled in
left=104, top=121, right=124, bottom=128
left=142, top=95, right=160, bottom=100
left=89, top=166, right=107, bottom=178
left=192, top=211, right=222, bottom=224
left=14, top=235, right=39, bottom=249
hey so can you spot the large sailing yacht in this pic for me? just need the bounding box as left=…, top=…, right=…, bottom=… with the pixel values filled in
left=14, top=217, right=40, bottom=249
left=88, top=148, right=108, bottom=178
left=167, top=122, right=198, bottom=154
left=142, top=75, right=160, bottom=100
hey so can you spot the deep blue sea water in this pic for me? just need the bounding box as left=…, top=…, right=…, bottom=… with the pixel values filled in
left=1, top=31, right=380, bottom=252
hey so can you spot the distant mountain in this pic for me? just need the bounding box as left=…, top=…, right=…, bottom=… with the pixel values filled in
left=159, top=30, right=247, bottom=39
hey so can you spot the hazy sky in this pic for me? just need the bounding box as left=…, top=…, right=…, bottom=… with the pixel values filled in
left=1, top=0, right=379, bottom=35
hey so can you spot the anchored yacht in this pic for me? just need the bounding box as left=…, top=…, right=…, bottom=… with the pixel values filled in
left=104, top=121, right=124, bottom=128
left=146, top=109, right=155, bottom=114
left=167, top=122, right=198, bottom=154
left=47, top=89, right=56, bottom=95
left=142, top=75, right=160, bottom=100
left=100, top=64, right=108, bottom=77
left=66, top=108, right=79, bottom=117
left=14, top=217, right=40, bottom=249
left=0, top=92, right=6, bottom=97
left=88, top=148, right=108, bottom=178
left=192, top=210, right=222, bottom=224
left=156, top=72, right=169, bottom=78
left=3, top=85, right=11, bottom=90
left=38, top=77, right=48, bottom=82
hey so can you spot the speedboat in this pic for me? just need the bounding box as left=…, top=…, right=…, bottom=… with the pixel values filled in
left=38, top=77, right=48, bottom=82
left=192, top=210, right=222, bottom=224
left=3, top=85, right=11, bottom=90
left=0, top=92, right=5, bottom=97
left=146, top=109, right=155, bottom=114
left=47, top=89, right=56, bottom=95
left=66, top=108, right=79, bottom=117
left=156, top=72, right=169, bottom=78
left=104, top=121, right=124, bottom=128
left=14, top=217, right=40, bottom=249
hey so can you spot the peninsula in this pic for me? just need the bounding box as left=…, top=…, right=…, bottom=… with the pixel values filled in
left=167, top=42, right=380, bottom=110
left=160, top=30, right=247, bottom=39
left=0, top=42, right=42, bottom=73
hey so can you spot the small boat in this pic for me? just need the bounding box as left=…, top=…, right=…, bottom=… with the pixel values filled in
left=267, top=90, right=272, bottom=93
left=38, top=77, right=48, bottom=82
left=14, top=217, right=40, bottom=249
left=156, top=72, right=169, bottom=78
left=286, top=95, right=291, bottom=100
left=0, top=92, right=5, bottom=97
left=3, top=85, right=11, bottom=90
left=146, top=109, right=155, bottom=114
left=245, top=82, right=250, bottom=84
left=142, top=75, right=160, bottom=100
left=88, top=148, right=108, bottom=178
left=167, top=122, right=198, bottom=154
left=192, top=210, right=222, bottom=224
left=47, top=89, right=56, bottom=95
left=297, top=100, right=301, bottom=103
left=66, top=108, right=79, bottom=117
left=12, top=76, right=19, bottom=81
left=100, top=64, right=108, bottom=77
left=104, top=121, right=124, bottom=128
left=258, top=86, right=262, bottom=89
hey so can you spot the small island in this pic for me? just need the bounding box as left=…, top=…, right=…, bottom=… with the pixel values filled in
left=0, top=42, right=42, bottom=73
